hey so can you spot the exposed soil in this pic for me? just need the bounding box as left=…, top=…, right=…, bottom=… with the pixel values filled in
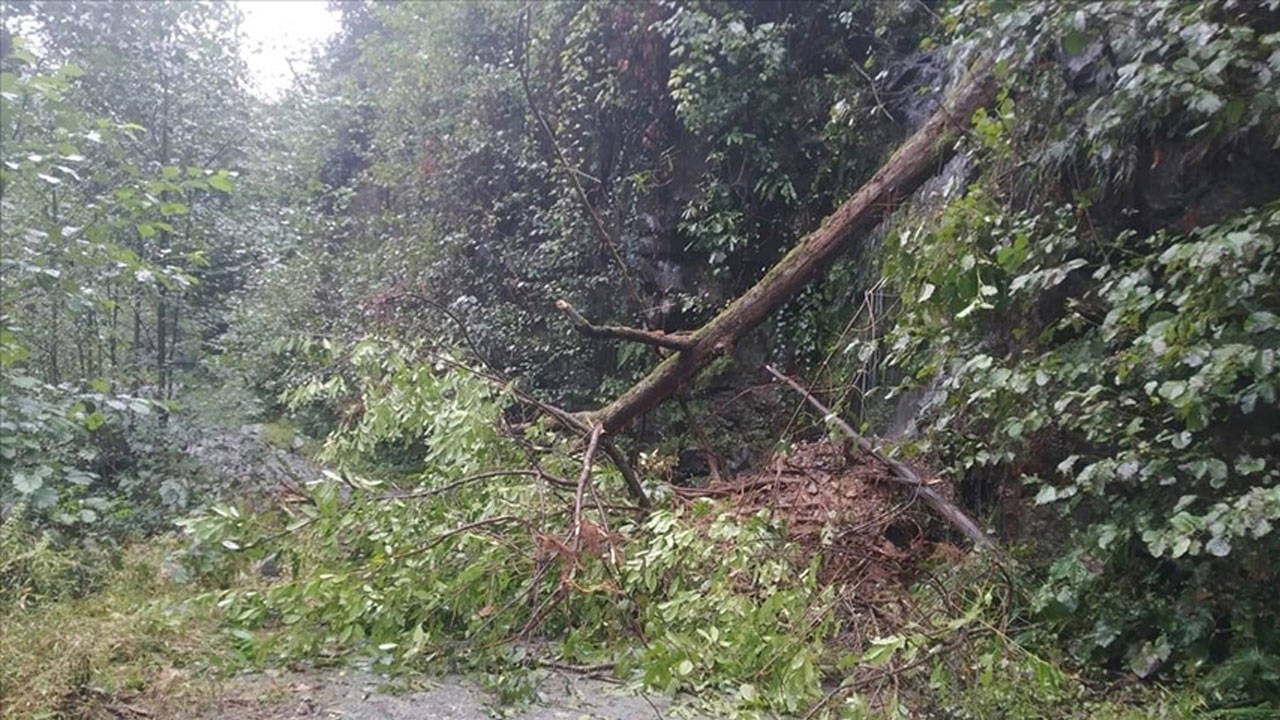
left=678, top=440, right=947, bottom=590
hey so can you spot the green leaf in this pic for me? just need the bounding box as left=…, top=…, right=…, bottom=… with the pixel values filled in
left=31, top=485, right=59, bottom=509
left=1245, top=311, right=1279, bottom=333
left=1235, top=456, right=1266, bottom=475
left=1035, top=485, right=1058, bottom=505
left=1205, top=458, right=1228, bottom=485
left=208, top=171, right=235, bottom=193
left=13, top=471, right=43, bottom=494
left=862, top=636, right=903, bottom=667
left=10, top=374, right=40, bottom=390
left=1129, top=638, right=1171, bottom=678
left=1205, top=536, right=1231, bottom=557
left=1062, top=29, right=1088, bottom=57
left=1157, top=380, right=1187, bottom=403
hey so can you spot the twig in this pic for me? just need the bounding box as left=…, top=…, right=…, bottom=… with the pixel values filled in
left=519, top=584, right=567, bottom=638
left=799, top=636, right=964, bottom=720
left=852, top=60, right=896, bottom=123
left=532, top=659, right=615, bottom=674
left=104, top=701, right=152, bottom=718
left=640, top=691, right=666, bottom=720
left=283, top=56, right=314, bottom=96
left=424, top=349, right=651, bottom=508
left=516, top=7, right=645, bottom=310
left=240, top=516, right=317, bottom=550
left=387, top=468, right=571, bottom=500
left=369, top=515, right=529, bottom=570
left=387, top=290, right=504, bottom=380
left=677, top=394, right=725, bottom=483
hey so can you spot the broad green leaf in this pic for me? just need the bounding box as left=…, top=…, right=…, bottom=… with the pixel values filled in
left=13, top=471, right=43, bottom=494
left=1205, top=536, right=1231, bottom=557
left=208, top=171, right=235, bottom=192
left=1062, top=28, right=1088, bottom=57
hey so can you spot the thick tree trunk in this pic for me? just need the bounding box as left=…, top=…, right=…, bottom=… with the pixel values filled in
left=586, top=62, right=996, bottom=433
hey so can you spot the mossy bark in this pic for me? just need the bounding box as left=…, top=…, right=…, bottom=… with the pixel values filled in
left=591, top=62, right=998, bottom=434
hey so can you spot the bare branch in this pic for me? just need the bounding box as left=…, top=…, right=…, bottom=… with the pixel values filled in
left=556, top=299, right=694, bottom=351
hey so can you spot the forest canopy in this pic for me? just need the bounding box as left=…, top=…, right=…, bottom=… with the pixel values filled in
left=2, top=1, right=1278, bottom=717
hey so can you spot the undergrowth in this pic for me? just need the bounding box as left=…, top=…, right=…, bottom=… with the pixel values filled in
left=1, top=340, right=1219, bottom=718
left=0, top=540, right=228, bottom=719
left=171, top=340, right=1216, bottom=718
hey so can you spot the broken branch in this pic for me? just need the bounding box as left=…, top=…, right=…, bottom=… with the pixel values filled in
left=571, top=423, right=605, bottom=552
left=556, top=299, right=694, bottom=351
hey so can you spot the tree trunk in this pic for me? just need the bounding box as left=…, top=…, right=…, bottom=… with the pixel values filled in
left=168, top=294, right=179, bottom=398
left=586, top=62, right=996, bottom=434
left=156, top=289, right=167, bottom=394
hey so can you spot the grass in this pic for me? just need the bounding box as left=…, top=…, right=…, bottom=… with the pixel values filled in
left=0, top=539, right=231, bottom=720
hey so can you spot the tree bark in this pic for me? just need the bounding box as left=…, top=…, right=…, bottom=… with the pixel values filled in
left=584, top=62, right=996, bottom=434
left=556, top=300, right=694, bottom=351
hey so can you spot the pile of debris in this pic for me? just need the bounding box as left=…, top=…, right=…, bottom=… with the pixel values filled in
left=677, top=440, right=948, bottom=592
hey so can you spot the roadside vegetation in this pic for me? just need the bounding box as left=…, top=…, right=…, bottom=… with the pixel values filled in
left=2, top=1, right=1277, bottom=717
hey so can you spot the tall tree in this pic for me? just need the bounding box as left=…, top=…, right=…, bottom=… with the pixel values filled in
left=7, top=0, right=254, bottom=397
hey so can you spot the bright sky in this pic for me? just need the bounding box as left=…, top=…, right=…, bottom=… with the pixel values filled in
left=237, top=0, right=340, bottom=99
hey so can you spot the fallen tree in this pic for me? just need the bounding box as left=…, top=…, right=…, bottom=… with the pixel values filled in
left=552, top=60, right=998, bottom=544
left=569, top=60, right=996, bottom=435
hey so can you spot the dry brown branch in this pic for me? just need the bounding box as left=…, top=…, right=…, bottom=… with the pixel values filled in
left=556, top=299, right=695, bottom=351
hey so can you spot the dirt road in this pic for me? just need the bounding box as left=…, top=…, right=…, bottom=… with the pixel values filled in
left=200, top=669, right=695, bottom=720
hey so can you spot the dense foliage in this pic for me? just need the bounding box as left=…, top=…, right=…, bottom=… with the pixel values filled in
left=3, top=0, right=1279, bottom=716
left=228, top=0, right=931, bottom=407
left=179, top=346, right=840, bottom=713
left=1, top=1, right=257, bottom=543
left=852, top=0, right=1280, bottom=703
